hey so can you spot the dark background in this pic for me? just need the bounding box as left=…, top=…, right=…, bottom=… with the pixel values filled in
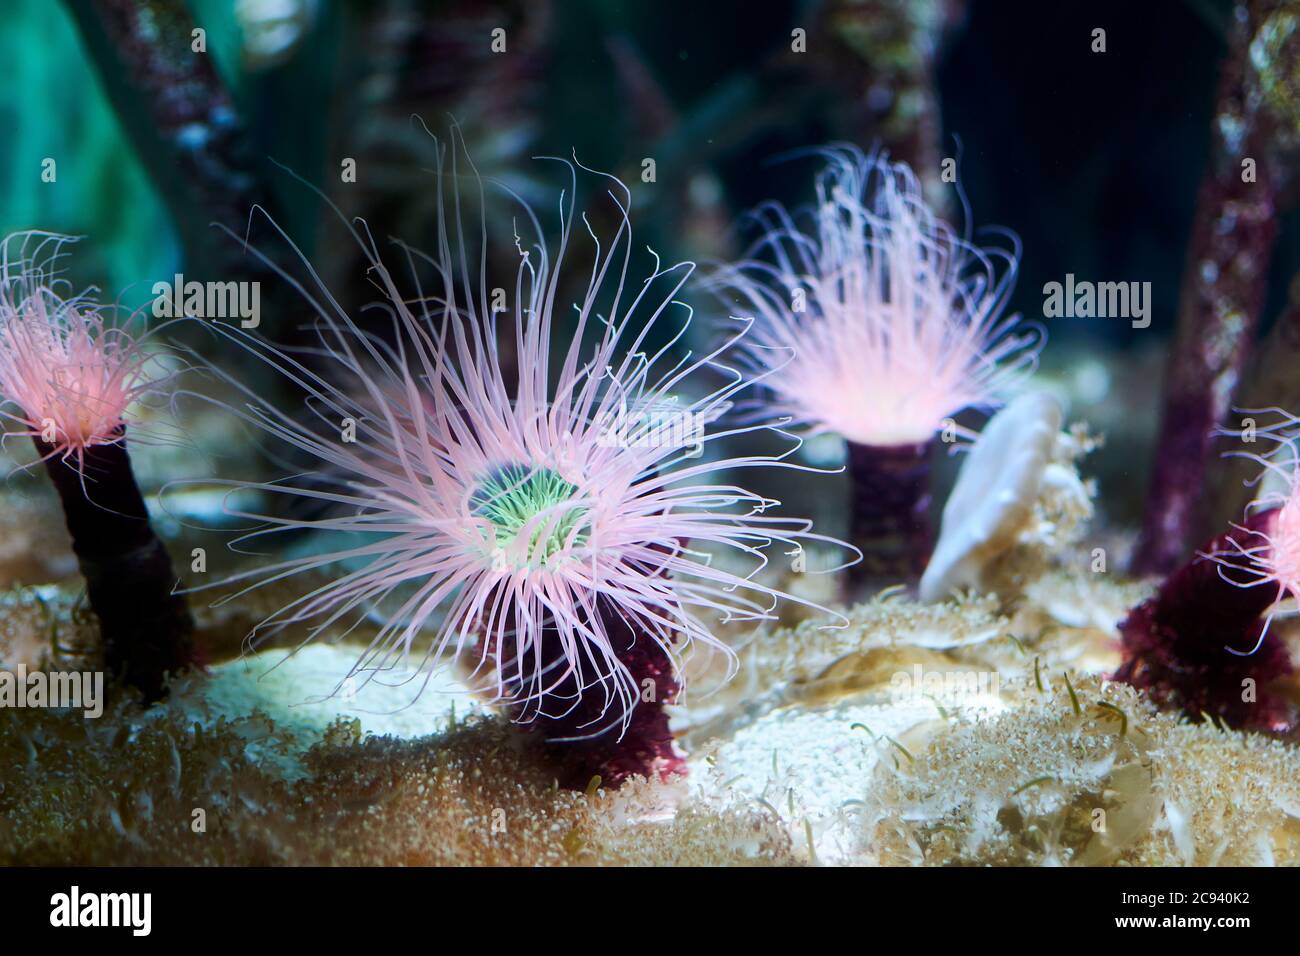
left=1, top=0, right=1295, bottom=528
left=4, top=0, right=1292, bottom=339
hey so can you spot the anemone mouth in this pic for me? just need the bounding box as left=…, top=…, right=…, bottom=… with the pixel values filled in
left=470, top=463, right=590, bottom=563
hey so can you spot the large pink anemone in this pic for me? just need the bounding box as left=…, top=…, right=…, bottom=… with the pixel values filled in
left=183, top=142, right=851, bottom=781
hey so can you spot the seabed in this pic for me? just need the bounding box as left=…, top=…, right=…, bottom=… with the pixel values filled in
left=4, top=397, right=1299, bottom=867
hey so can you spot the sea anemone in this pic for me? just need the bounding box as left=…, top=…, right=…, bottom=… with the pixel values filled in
left=707, top=146, right=1041, bottom=585
left=0, top=232, right=193, bottom=701
left=1204, top=411, right=1300, bottom=618
left=184, top=141, right=849, bottom=787
left=0, top=234, right=162, bottom=467
left=1115, top=410, right=1300, bottom=732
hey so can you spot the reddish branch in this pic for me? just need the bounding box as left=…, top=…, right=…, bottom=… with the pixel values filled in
left=62, top=0, right=273, bottom=280
left=1133, top=0, right=1295, bottom=575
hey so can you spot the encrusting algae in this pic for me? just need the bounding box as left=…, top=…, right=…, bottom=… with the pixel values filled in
left=0, top=682, right=797, bottom=867
left=864, top=676, right=1300, bottom=867
left=6, top=389, right=1297, bottom=866
left=0, top=477, right=1296, bottom=866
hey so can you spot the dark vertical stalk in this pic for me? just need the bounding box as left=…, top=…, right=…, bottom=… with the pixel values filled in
left=36, top=429, right=194, bottom=701
left=813, top=0, right=966, bottom=207
left=60, top=0, right=276, bottom=283
left=1199, top=274, right=1300, bottom=538
left=846, top=439, right=934, bottom=591
left=1132, top=0, right=1293, bottom=574
left=508, top=601, right=682, bottom=791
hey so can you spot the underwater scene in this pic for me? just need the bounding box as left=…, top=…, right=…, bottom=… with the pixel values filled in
left=1, top=0, right=1299, bottom=906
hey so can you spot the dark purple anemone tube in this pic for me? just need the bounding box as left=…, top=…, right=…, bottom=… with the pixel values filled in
left=499, top=602, right=683, bottom=791
left=1115, top=510, right=1295, bottom=733
left=846, top=439, right=934, bottom=589
left=491, top=545, right=686, bottom=790
left=36, top=429, right=195, bottom=701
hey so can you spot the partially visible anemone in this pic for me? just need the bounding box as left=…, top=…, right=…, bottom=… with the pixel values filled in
left=0, top=233, right=176, bottom=469
left=706, top=146, right=1042, bottom=588
left=0, top=231, right=193, bottom=701
left=181, top=136, right=853, bottom=788
left=1206, top=409, right=1300, bottom=620
left=1116, top=409, right=1300, bottom=732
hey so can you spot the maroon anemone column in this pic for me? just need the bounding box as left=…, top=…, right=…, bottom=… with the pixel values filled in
left=846, top=438, right=934, bottom=591
left=1115, top=509, right=1295, bottom=732
left=36, top=428, right=195, bottom=701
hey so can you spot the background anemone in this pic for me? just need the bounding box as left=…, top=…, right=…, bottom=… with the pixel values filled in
left=707, top=146, right=1042, bottom=587
left=1116, top=410, right=1300, bottom=732
left=0, top=231, right=193, bottom=701
left=0, top=234, right=167, bottom=466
